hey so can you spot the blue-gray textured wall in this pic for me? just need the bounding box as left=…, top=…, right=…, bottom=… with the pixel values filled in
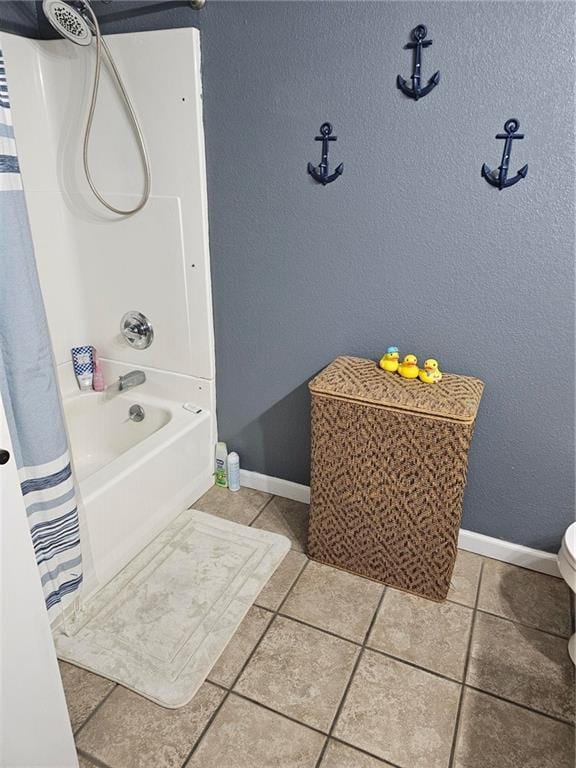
left=2, top=1, right=574, bottom=551
left=0, top=1, right=39, bottom=36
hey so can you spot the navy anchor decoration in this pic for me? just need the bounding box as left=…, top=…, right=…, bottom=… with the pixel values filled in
left=397, top=24, right=440, bottom=100
left=307, top=122, right=343, bottom=185
left=482, top=119, right=528, bottom=190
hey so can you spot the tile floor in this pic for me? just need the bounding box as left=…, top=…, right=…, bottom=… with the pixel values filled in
left=64, top=487, right=575, bottom=768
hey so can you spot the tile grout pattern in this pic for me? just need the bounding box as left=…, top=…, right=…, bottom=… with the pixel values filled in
left=181, top=489, right=291, bottom=764
left=63, top=488, right=575, bottom=768
left=447, top=558, right=485, bottom=765
left=312, top=585, right=391, bottom=768
left=183, top=555, right=317, bottom=764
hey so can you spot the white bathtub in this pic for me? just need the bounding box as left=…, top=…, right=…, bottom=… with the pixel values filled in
left=61, top=368, right=214, bottom=601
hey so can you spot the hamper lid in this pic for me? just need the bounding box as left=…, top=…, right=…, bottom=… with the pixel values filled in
left=309, top=356, right=484, bottom=423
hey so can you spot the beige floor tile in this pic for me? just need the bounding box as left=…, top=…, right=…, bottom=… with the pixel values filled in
left=367, top=588, right=473, bottom=680
left=255, top=550, right=308, bottom=610
left=59, top=661, right=115, bottom=733
left=334, top=650, right=461, bottom=768
left=467, top=611, right=575, bottom=721
left=185, top=694, right=325, bottom=768
left=234, top=615, right=359, bottom=731
left=320, top=740, right=394, bottom=767
left=282, top=560, right=383, bottom=642
left=447, top=550, right=484, bottom=607
left=478, top=558, right=572, bottom=636
left=208, top=606, right=274, bottom=688
left=252, top=496, right=309, bottom=551
left=193, top=486, right=271, bottom=525
left=77, top=754, right=100, bottom=768
left=453, top=688, right=575, bottom=768
left=76, top=683, right=224, bottom=768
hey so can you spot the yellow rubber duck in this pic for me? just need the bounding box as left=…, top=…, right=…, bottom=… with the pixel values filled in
left=397, top=354, right=419, bottom=379
left=419, top=358, right=442, bottom=383
left=379, top=346, right=400, bottom=372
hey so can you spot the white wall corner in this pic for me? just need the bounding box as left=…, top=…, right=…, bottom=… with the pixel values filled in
left=239, top=470, right=561, bottom=578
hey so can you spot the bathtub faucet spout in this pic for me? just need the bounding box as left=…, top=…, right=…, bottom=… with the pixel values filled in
left=118, top=370, right=146, bottom=392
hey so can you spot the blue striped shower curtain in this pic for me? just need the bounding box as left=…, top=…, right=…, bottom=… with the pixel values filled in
left=0, top=48, right=82, bottom=615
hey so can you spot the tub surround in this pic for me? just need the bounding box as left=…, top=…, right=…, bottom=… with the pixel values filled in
left=1, top=27, right=214, bottom=377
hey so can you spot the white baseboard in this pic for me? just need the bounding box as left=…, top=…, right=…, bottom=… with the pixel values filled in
left=240, top=470, right=311, bottom=504
left=456, top=528, right=560, bottom=578
left=240, top=470, right=561, bottom=578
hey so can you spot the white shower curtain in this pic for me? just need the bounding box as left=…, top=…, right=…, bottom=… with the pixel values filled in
left=0, top=47, right=82, bottom=615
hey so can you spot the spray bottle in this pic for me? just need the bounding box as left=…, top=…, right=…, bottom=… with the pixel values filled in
left=227, top=452, right=240, bottom=492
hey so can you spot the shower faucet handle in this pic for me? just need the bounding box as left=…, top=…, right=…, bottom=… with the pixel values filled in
left=120, top=311, right=154, bottom=350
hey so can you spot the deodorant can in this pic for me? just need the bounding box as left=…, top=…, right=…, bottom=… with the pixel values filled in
left=227, top=452, right=240, bottom=492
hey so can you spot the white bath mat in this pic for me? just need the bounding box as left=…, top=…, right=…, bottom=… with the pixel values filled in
left=54, top=509, right=290, bottom=708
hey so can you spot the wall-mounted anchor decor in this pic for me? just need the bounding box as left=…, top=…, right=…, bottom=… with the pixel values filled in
left=482, top=119, right=528, bottom=190
left=397, top=24, right=440, bottom=100
left=307, top=123, right=343, bottom=185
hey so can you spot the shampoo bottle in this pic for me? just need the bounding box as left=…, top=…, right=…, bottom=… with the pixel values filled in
left=71, top=346, right=94, bottom=391
left=215, top=442, right=228, bottom=488
left=92, top=348, right=105, bottom=392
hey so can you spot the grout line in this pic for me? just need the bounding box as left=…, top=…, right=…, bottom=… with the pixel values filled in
left=228, top=689, right=329, bottom=737
left=253, top=556, right=309, bottom=612
left=445, top=596, right=478, bottom=609
left=276, top=611, right=364, bottom=646
left=365, top=645, right=466, bottom=687
left=313, top=587, right=388, bottom=768
left=448, top=560, right=485, bottom=768
left=473, top=605, right=573, bottom=640
left=276, top=553, right=311, bottom=612
left=314, top=648, right=364, bottom=768
left=73, top=684, right=118, bottom=740
left=249, top=493, right=276, bottom=526
left=328, top=736, right=404, bottom=768
left=179, top=683, right=230, bottom=767
left=207, top=680, right=228, bottom=693
left=362, top=587, right=388, bottom=646
left=182, top=530, right=312, bottom=766
left=76, top=747, right=114, bottom=768
left=250, top=493, right=310, bottom=554
left=462, top=684, right=576, bottom=727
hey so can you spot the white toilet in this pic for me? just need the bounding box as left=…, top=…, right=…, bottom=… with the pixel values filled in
left=558, top=521, right=576, bottom=663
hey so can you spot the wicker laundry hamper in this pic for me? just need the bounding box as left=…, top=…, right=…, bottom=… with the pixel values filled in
left=307, top=356, right=484, bottom=601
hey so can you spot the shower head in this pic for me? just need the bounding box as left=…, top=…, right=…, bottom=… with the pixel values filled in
left=42, top=0, right=93, bottom=46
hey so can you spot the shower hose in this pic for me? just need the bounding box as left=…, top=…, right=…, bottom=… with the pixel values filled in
left=82, top=2, right=151, bottom=215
